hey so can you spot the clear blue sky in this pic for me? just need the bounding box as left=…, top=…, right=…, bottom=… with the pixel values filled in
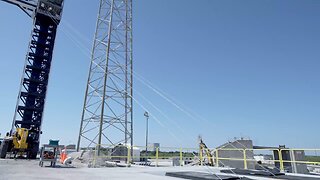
left=0, top=0, right=319, bottom=149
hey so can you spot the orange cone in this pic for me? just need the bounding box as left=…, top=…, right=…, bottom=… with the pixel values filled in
left=60, top=147, right=67, bottom=164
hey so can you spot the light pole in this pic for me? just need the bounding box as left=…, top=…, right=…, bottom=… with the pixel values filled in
left=144, top=111, right=149, bottom=163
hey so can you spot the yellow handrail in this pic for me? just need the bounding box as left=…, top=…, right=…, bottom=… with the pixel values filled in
left=91, top=144, right=320, bottom=171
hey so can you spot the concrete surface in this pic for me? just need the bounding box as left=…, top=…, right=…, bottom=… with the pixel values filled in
left=1, top=159, right=316, bottom=180
left=0, top=159, right=220, bottom=180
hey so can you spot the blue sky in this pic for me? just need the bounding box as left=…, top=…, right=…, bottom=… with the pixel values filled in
left=0, top=0, right=319, bottom=149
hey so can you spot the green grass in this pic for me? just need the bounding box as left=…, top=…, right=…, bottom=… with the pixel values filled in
left=305, top=156, right=320, bottom=163
left=140, top=151, right=197, bottom=159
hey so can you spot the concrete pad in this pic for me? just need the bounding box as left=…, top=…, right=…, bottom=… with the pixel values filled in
left=1, top=159, right=317, bottom=180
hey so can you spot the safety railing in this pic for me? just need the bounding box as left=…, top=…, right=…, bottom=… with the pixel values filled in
left=212, top=148, right=281, bottom=170
left=90, top=144, right=199, bottom=167
left=89, top=144, right=320, bottom=174
left=208, top=148, right=320, bottom=173
left=279, top=148, right=320, bottom=173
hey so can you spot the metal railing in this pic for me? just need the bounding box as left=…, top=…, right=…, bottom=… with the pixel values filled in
left=89, top=144, right=320, bottom=173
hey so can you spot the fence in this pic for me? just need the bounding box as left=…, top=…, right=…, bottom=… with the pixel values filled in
left=90, top=144, right=320, bottom=174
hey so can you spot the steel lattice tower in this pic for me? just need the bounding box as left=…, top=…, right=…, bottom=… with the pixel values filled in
left=77, top=0, right=133, bottom=155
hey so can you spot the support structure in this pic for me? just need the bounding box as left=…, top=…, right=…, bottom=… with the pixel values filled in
left=0, top=0, right=64, bottom=159
left=77, top=0, right=133, bottom=156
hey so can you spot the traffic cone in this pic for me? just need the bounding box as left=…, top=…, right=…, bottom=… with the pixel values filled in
left=60, top=147, right=67, bottom=164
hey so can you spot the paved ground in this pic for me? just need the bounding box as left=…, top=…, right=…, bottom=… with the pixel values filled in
left=2, top=159, right=320, bottom=180
left=0, top=159, right=222, bottom=180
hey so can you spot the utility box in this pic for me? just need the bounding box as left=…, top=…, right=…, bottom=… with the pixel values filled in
left=148, top=143, right=160, bottom=152
left=172, top=157, right=182, bottom=166
left=215, top=139, right=255, bottom=169
left=274, top=146, right=309, bottom=174
left=108, top=144, right=140, bottom=162
left=172, top=157, right=193, bottom=166
left=132, top=146, right=140, bottom=162
left=112, top=145, right=128, bottom=161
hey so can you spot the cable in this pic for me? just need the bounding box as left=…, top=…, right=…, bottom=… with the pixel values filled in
left=44, top=5, right=279, bottom=179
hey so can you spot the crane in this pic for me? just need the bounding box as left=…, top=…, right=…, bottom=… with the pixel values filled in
left=0, top=0, right=63, bottom=159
